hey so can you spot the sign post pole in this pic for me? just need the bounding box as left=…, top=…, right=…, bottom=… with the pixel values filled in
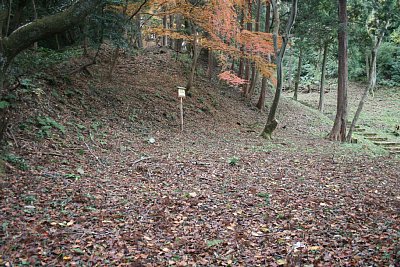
left=180, top=97, right=184, bottom=132
left=177, top=86, right=186, bottom=132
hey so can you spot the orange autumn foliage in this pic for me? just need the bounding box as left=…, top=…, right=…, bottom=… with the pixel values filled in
left=112, top=0, right=277, bottom=86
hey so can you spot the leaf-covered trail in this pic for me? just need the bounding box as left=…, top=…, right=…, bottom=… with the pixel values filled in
left=1, top=126, right=399, bottom=266
left=1, top=50, right=399, bottom=266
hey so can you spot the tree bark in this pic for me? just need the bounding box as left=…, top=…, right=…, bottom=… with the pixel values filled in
left=169, top=15, right=174, bottom=48
left=175, top=15, right=182, bottom=53
left=186, top=30, right=200, bottom=92
left=287, top=45, right=293, bottom=89
left=247, top=0, right=262, bottom=98
left=293, top=46, right=303, bottom=101
left=318, top=42, right=329, bottom=112
left=238, top=10, right=245, bottom=78
left=328, top=0, right=348, bottom=142
left=256, top=1, right=271, bottom=111
left=261, top=0, right=298, bottom=139
left=31, top=0, right=38, bottom=49
left=162, top=15, right=168, bottom=46
left=243, top=0, right=252, bottom=96
left=135, top=16, right=143, bottom=48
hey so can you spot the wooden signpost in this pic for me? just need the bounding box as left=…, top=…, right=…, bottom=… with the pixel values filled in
left=177, top=86, right=186, bottom=132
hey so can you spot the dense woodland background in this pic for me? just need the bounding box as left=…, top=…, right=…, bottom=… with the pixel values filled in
left=0, top=0, right=399, bottom=266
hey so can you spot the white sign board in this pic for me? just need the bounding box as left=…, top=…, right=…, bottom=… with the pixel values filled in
left=177, top=87, right=186, bottom=98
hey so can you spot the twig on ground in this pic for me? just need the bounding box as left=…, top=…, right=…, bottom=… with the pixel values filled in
left=84, top=142, right=106, bottom=167
left=6, top=128, right=18, bottom=148
left=132, top=157, right=152, bottom=165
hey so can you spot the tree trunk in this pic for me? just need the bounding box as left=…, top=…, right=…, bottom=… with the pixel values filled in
left=247, top=0, right=262, bottom=98
left=31, top=0, right=38, bottom=49
left=287, top=45, right=293, bottom=89
left=175, top=15, right=182, bottom=53
left=328, top=0, right=348, bottom=141
left=244, top=0, right=252, bottom=96
left=256, top=77, right=268, bottom=111
left=346, top=36, right=383, bottom=142
left=318, top=42, right=329, bottom=112
left=186, top=31, right=200, bottom=92
left=293, top=47, right=303, bottom=101
left=108, top=47, right=120, bottom=80
left=162, top=15, right=168, bottom=46
left=256, top=1, right=271, bottom=111
left=136, top=16, right=143, bottom=48
left=169, top=15, right=174, bottom=48
left=365, top=52, right=371, bottom=81
left=261, top=0, right=298, bottom=139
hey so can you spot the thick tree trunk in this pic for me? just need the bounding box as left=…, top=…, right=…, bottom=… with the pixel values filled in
left=175, top=15, right=182, bottom=52
left=261, top=0, right=298, bottom=139
left=293, top=47, right=303, bottom=101
left=186, top=31, right=200, bottom=92
left=318, top=42, right=329, bottom=112
left=328, top=0, right=348, bottom=141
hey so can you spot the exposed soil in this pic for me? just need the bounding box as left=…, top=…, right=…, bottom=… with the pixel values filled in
left=1, top=48, right=399, bottom=266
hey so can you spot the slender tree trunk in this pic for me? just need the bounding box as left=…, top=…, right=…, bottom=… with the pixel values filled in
left=169, top=15, right=174, bottom=48
left=293, top=47, right=303, bottom=101
left=244, top=0, right=253, bottom=96
left=5, top=0, right=12, bottom=36
left=108, top=47, right=120, bottom=80
left=365, top=52, right=371, bottom=81
left=318, top=42, right=329, bottom=112
left=238, top=11, right=245, bottom=78
left=247, top=0, right=262, bottom=98
left=261, top=0, right=298, bottom=139
left=32, top=0, right=38, bottom=49
left=136, top=16, right=143, bottom=48
left=256, top=1, right=271, bottom=111
left=287, top=45, right=293, bottom=89
left=162, top=15, right=168, bottom=46
left=328, top=0, right=348, bottom=141
left=346, top=36, right=383, bottom=142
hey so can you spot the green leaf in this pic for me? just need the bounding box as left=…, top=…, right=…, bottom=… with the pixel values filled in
left=72, top=248, right=85, bottom=255
left=0, top=101, right=10, bottom=109
left=206, top=239, right=223, bottom=247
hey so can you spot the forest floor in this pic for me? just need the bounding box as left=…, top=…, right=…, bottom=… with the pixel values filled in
left=0, top=48, right=399, bottom=266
